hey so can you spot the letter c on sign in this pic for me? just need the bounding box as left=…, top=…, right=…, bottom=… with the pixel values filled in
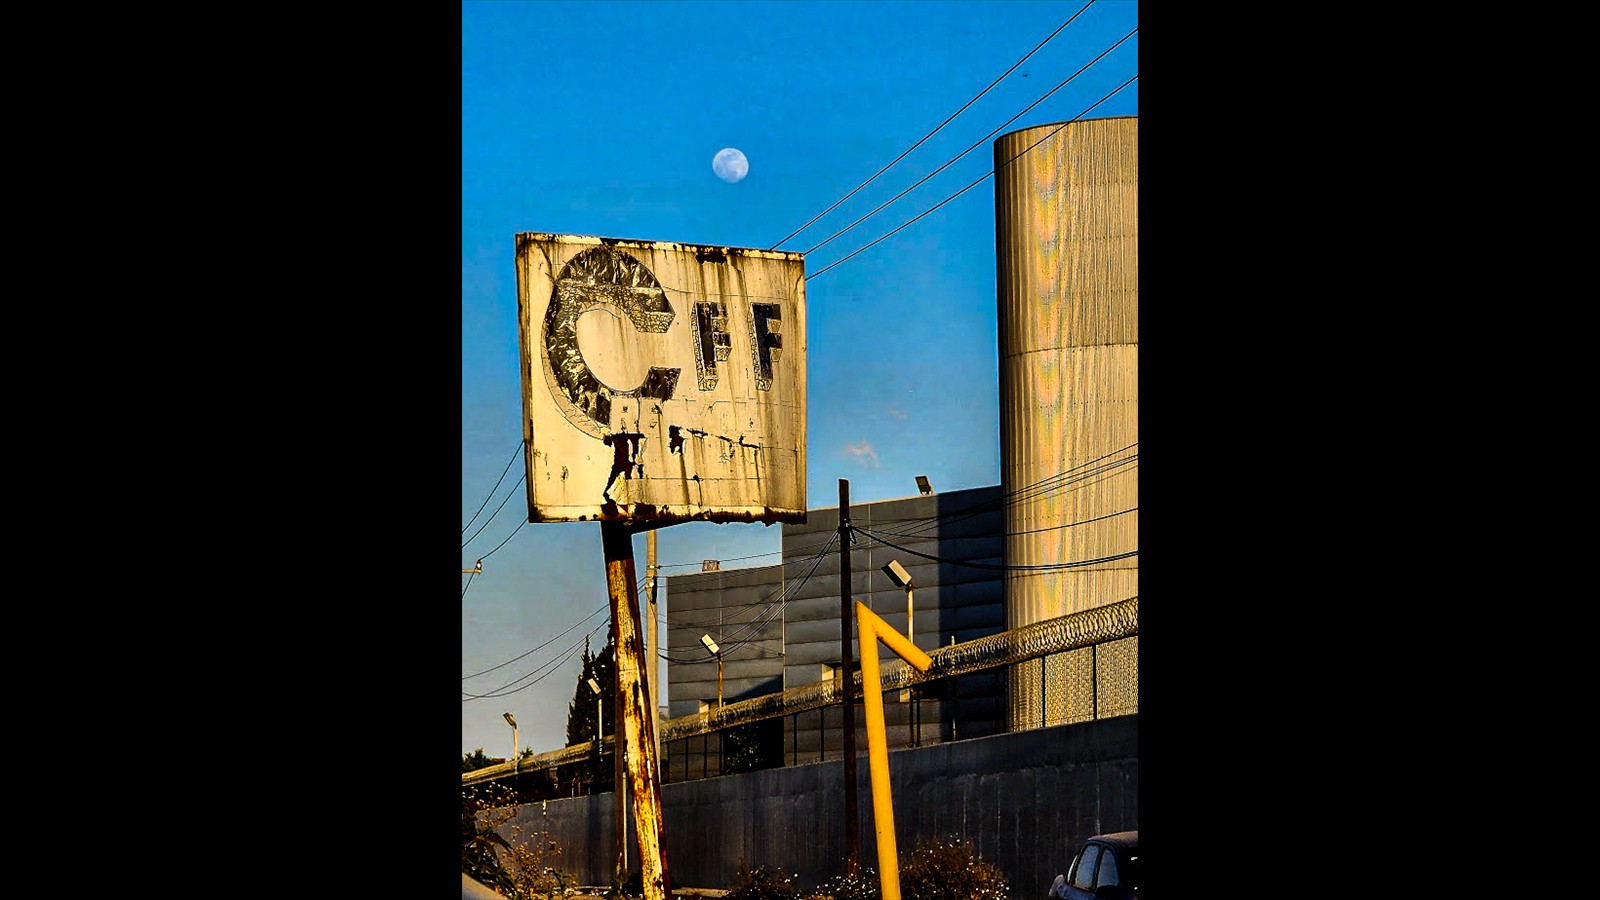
left=542, top=247, right=681, bottom=439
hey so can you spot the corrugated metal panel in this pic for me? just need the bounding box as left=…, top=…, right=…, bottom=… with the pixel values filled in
left=515, top=234, right=807, bottom=524
left=994, top=117, right=1138, bottom=731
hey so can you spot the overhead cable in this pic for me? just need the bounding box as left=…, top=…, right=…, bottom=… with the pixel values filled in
left=854, top=523, right=1137, bottom=571
left=462, top=602, right=610, bottom=681
left=463, top=440, right=525, bottom=535
left=808, top=72, right=1138, bottom=282
left=461, top=620, right=610, bottom=700
left=803, top=27, right=1137, bottom=257
left=462, top=471, right=528, bottom=550
left=767, top=1, right=1095, bottom=251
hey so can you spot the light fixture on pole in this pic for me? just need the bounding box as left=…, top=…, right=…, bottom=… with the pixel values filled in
left=915, top=475, right=933, bottom=495
left=700, top=634, right=723, bottom=708
left=882, top=559, right=914, bottom=644
left=587, top=677, right=603, bottom=747
left=502, top=711, right=519, bottom=762
left=883, top=559, right=915, bottom=702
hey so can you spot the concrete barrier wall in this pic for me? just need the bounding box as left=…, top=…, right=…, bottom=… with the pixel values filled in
left=496, top=714, right=1136, bottom=895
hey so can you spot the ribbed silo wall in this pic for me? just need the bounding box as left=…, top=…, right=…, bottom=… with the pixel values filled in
left=994, top=116, right=1138, bottom=732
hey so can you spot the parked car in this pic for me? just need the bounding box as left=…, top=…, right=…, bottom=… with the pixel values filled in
left=1047, top=830, right=1138, bottom=899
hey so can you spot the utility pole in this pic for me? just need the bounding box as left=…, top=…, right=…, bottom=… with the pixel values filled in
left=839, top=478, right=859, bottom=873
left=647, top=529, right=661, bottom=777
left=601, top=522, right=669, bottom=899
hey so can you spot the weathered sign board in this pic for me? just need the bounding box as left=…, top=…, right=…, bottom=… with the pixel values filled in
left=515, top=233, right=807, bottom=524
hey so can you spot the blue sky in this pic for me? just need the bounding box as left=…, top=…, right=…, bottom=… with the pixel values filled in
left=462, top=0, right=1138, bottom=758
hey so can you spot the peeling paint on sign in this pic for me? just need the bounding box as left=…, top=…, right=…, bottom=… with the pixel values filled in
left=516, top=234, right=807, bottom=524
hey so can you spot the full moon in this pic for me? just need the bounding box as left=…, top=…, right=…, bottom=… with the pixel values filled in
left=712, top=147, right=749, bottom=183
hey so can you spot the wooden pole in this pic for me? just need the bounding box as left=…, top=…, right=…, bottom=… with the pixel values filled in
left=839, top=478, right=859, bottom=873
left=602, top=521, right=670, bottom=899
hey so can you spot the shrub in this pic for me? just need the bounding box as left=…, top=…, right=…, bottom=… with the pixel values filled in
left=462, top=780, right=576, bottom=899
left=808, top=866, right=880, bottom=900
left=462, top=782, right=518, bottom=897
left=727, top=864, right=804, bottom=900
left=897, top=838, right=1009, bottom=900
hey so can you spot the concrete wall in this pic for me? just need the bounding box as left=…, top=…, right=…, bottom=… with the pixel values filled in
left=496, top=714, right=1136, bottom=895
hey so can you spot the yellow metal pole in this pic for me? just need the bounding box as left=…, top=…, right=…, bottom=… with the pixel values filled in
left=855, top=601, right=932, bottom=900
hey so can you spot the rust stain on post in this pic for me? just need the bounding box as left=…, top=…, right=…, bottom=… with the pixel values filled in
left=603, top=521, right=670, bottom=900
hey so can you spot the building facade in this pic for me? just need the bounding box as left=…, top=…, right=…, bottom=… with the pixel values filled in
left=664, top=485, right=1010, bottom=771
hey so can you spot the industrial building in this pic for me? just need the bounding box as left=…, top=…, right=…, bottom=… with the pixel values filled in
left=659, top=115, right=1139, bottom=760
left=663, top=484, right=1010, bottom=775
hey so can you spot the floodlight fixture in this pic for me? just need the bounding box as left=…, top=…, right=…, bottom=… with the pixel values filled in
left=502, top=712, right=518, bottom=728
left=587, top=679, right=603, bottom=746
left=915, top=475, right=933, bottom=495
left=882, top=559, right=913, bottom=588
left=701, top=634, right=725, bottom=708
left=883, top=558, right=917, bottom=649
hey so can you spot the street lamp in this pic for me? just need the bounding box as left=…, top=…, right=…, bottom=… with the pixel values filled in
left=502, top=711, right=519, bottom=761
left=882, top=559, right=914, bottom=644
left=700, top=634, right=723, bottom=708
left=883, top=559, right=915, bottom=704
left=587, top=677, right=603, bottom=744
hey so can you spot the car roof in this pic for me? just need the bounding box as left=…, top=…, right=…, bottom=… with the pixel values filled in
left=1088, top=830, right=1138, bottom=852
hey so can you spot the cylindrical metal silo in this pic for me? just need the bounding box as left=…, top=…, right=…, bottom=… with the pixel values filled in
left=994, top=116, right=1138, bottom=731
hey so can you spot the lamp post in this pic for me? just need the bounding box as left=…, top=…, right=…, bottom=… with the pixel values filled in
left=589, top=675, right=625, bottom=876
left=502, top=711, right=519, bottom=763
left=587, top=677, right=603, bottom=746
left=883, top=559, right=915, bottom=705
left=882, top=559, right=914, bottom=644
left=700, top=634, right=722, bottom=708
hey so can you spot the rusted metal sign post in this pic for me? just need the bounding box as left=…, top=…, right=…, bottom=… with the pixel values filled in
left=517, top=234, right=806, bottom=900
left=855, top=601, right=933, bottom=900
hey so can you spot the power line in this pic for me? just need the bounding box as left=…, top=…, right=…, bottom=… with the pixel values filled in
left=462, top=602, right=610, bottom=681
left=463, top=581, right=648, bottom=680
left=873, top=444, right=1138, bottom=540
left=465, top=452, right=1135, bottom=676
left=661, top=531, right=837, bottom=661
left=461, top=470, right=528, bottom=550
left=477, top=521, right=526, bottom=564
left=462, top=618, right=613, bottom=701
left=807, top=72, right=1138, bottom=282
left=806, top=23, right=1132, bottom=259
left=460, top=520, right=530, bottom=604
left=657, top=446, right=1137, bottom=587
left=767, top=1, right=1094, bottom=251
left=463, top=440, right=524, bottom=535
left=854, top=523, right=1137, bottom=572
left=671, top=531, right=836, bottom=646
